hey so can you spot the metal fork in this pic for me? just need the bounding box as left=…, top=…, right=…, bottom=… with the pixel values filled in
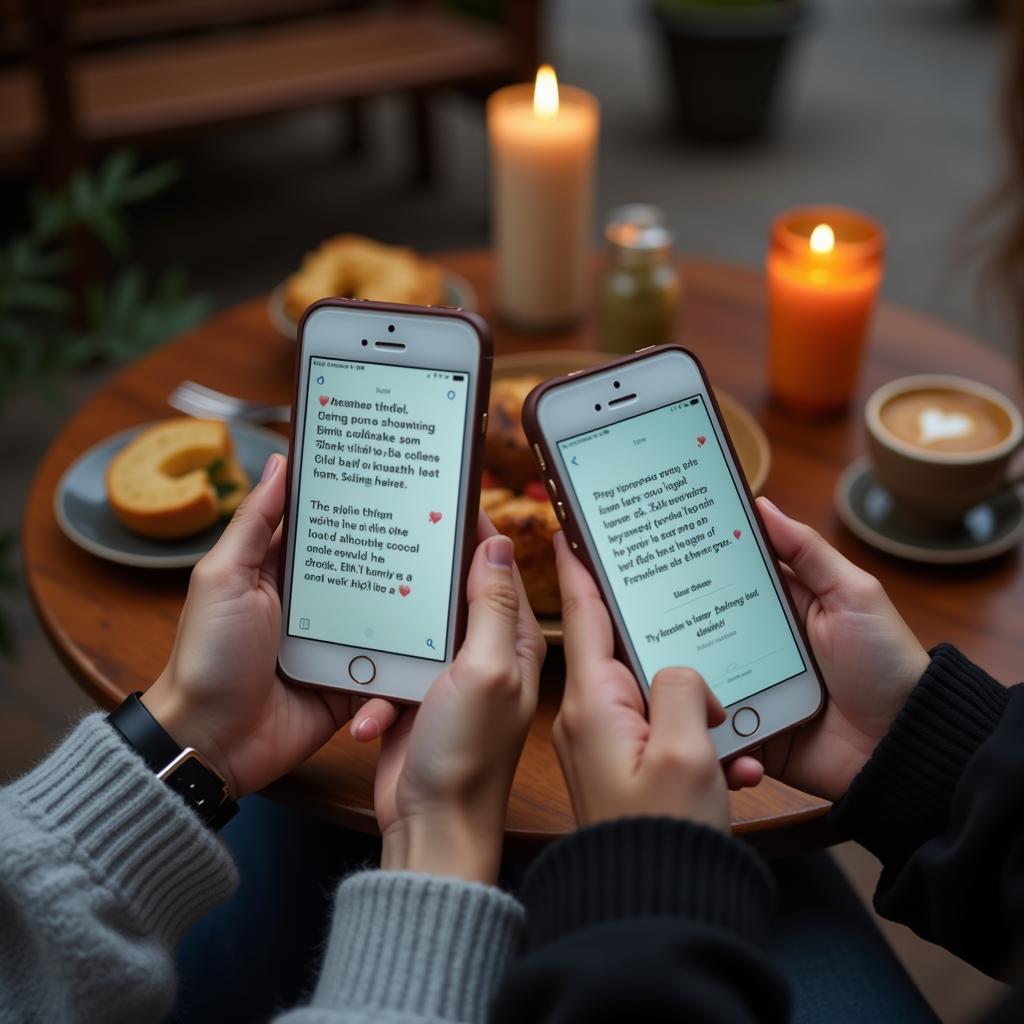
left=168, top=380, right=291, bottom=424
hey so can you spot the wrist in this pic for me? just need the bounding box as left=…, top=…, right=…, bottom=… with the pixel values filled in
left=381, top=815, right=501, bottom=885
left=142, top=678, right=238, bottom=798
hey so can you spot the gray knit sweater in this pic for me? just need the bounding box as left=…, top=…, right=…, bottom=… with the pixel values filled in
left=0, top=714, right=523, bottom=1023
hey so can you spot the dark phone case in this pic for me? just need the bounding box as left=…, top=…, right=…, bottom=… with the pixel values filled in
left=521, top=344, right=824, bottom=754
left=277, top=298, right=494, bottom=701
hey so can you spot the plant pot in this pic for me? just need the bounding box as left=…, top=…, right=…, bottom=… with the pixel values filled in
left=649, top=1, right=808, bottom=143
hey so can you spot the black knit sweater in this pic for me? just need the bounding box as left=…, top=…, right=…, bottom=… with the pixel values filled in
left=493, top=645, right=1024, bottom=1023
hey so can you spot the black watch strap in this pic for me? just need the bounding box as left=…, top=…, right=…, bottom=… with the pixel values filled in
left=107, top=692, right=238, bottom=831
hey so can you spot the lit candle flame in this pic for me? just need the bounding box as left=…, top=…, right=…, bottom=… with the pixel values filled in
left=534, top=65, right=559, bottom=120
left=809, top=223, right=835, bottom=255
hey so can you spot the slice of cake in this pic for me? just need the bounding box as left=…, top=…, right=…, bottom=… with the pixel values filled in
left=106, top=419, right=251, bottom=540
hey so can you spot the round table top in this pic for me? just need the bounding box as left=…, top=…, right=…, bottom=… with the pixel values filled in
left=23, top=250, right=1024, bottom=858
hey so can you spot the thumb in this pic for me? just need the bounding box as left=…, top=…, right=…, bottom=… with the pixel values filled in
left=207, top=453, right=287, bottom=571
left=454, top=535, right=520, bottom=680
left=646, top=667, right=723, bottom=760
left=757, top=497, right=862, bottom=606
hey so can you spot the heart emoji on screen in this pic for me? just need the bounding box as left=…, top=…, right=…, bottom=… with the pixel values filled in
left=399, top=585, right=411, bottom=597
left=318, top=395, right=330, bottom=407
left=697, top=436, right=706, bottom=447
left=428, top=511, right=442, bottom=524
left=733, top=529, right=742, bottom=539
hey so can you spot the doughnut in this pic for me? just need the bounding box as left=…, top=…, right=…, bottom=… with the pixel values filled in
left=483, top=489, right=561, bottom=617
left=283, top=234, right=445, bottom=320
left=485, top=375, right=546, bottom=493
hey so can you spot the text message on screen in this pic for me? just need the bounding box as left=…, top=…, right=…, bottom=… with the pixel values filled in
left=558, top=396, right=805, bottom=706
left=288, top=357, right=469, bottom=662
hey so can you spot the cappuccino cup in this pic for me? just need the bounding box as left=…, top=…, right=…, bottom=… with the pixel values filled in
left=865, top=375, right=1023, bottom=530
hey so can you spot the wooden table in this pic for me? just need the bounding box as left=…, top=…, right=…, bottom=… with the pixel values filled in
left=23, top=251, right=1024, bottom=859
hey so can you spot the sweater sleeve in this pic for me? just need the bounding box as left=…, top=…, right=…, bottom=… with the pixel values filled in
left=830, top=644, right=1024, bottom=979
left=490, top=818, right=790, bottom=1024
left=275, top=872, right=523, bottom=1024
left=0, top=712, right=238, bottom=1023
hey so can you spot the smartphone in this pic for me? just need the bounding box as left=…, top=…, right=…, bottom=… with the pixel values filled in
left=278, top=298, right=492, bottom=702
left=522, top=344, right=823, bottom=758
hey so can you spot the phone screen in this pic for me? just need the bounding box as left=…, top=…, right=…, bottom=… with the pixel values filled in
left=557, top=394, right=806, bottom=707
left=287, top=356, right=470, bottom=662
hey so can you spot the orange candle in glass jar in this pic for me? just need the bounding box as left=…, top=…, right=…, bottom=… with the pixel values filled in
left=767, top=206, right=885, bottom=414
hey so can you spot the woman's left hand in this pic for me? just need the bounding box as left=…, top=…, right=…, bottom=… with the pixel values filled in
left=144, top=453, right=397, bottom=798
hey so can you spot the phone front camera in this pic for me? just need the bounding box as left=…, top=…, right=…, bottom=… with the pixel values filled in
left=595, top=403, right=602, bottom=411
left=613, top=380, right=621, bottom=389
left=387, top=324, right=396, bottom=333
left=361, top=338, right=368, bottom=346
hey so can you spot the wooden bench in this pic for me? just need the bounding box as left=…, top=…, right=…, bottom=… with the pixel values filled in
left=0, top=0, right=540, bottom=180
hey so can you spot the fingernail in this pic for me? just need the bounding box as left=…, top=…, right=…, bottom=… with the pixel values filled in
left=487, top=535, right=514, bottom=568
left=553, top=530, right=566, bottom=553
left=261, top=454, right=280, bottom=483
left=759, top=496, right=780, bottom=516
left=353, top=718, right=380, bottom=742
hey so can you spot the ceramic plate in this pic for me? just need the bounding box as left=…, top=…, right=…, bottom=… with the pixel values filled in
left=54, top=422, right=289, bottom=569
left=835, top=456, right=1024, bottom=565
left=491, top=350, right=773, bottom=642
left=267, top=270, right=477, bottom=341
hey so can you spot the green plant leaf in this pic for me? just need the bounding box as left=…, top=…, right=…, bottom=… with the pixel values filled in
left=0, top=278, right=72, bottom=314
left=85, top=204, right=131, bottom=258
left=119, top=160, right=181, bottom=204
left=69, top=170, right=97, bottom=219
left=29, top=186, right=73, bottom=244
left=96, top=149, right=138, bottom=205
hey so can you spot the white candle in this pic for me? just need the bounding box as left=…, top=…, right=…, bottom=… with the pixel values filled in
left=487, top=66, right=600, bottom=330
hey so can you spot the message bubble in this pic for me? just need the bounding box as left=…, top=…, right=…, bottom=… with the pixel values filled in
left=288, top=358, right=469, bottom=661
left=559, top=397, right=805, bottom=706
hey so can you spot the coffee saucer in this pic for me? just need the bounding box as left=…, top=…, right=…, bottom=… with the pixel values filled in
left=835, top=457, right=1024, bottom=565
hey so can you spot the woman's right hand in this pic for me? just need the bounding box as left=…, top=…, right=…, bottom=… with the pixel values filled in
left=756, top=497, right=930, bottom=802
left=550, top=532, right=759, bottom=832
left=355, top=512, right=546, bottom=886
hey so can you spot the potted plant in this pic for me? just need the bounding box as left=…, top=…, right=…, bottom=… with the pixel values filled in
left=650, top=0, right=809, bottom=143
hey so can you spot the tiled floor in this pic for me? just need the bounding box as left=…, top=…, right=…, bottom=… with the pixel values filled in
left=1, top=1, right=1017, bottom=1020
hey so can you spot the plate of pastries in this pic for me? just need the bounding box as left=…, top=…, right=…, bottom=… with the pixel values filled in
left=55, top=418, right=287, bottom=568
left=483, top=351, right=771, bottom=641
left=269, top=234, right=476, bottom=338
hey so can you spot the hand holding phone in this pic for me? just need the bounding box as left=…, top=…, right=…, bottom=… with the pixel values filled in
left=524, top=345, right=824, bottom=759
left=552, top=530, right=764, bottom=832
left=144, top=454, right=397, bottom=798
left=753, top=498, right=929, bottom=802
left=279, top=300, right=492, bottom=702
left=371, top=512, right=546, bottom=885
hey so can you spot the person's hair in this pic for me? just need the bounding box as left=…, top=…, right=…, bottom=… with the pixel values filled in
left=990, top=3, right=1024, bottom=346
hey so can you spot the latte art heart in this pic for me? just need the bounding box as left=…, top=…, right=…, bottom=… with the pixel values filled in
left=917, top=408, right=974, bottom=445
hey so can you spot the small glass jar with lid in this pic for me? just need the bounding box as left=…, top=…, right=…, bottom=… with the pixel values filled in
left=600, top=204, right=681, bottom=355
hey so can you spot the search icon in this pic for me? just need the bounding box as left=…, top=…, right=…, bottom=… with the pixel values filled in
left=446, top=390, right=456, bottom=400
left=426, top=638, right=435, bottom=650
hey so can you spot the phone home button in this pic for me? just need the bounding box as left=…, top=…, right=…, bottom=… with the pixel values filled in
left=348, top=656, right=376, bottom=686
left=732, top=707, right=760, bottom=737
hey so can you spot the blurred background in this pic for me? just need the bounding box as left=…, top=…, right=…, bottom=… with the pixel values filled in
left=0, top=1, right=1016, bottom=1020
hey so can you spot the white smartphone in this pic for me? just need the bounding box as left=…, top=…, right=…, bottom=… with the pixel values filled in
left=523, top=344, right=823, bottom=759
left=278, top=299, right=492, bottom=702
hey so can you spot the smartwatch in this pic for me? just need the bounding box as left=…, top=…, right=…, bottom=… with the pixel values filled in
left=107, top=692, right=239, bottom=831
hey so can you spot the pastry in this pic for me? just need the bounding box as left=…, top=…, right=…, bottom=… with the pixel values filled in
left=483, top=490, right=561, bottom=617
left=485, top=375, right=544, bottom=492
left=106, top=419, right=250, bottom=540
left=284, top=234, right=445, bottom=319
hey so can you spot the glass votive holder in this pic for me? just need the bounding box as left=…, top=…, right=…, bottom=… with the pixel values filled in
left=767, top=205, right=886, bottom=415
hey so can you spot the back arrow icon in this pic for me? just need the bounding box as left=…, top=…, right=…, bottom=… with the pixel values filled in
left=571, top=456, right=579, bottom=466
